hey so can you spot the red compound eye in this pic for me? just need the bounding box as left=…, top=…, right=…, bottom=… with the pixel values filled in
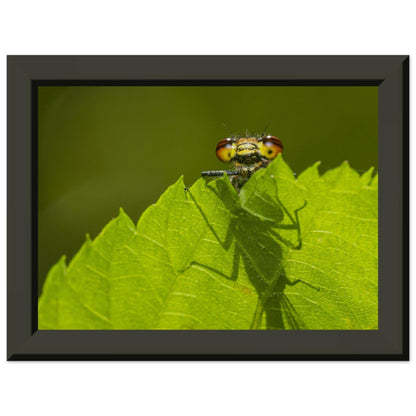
left=216, top=138, right=236, bottom=163
left=260, top=136, right=283, bottom=160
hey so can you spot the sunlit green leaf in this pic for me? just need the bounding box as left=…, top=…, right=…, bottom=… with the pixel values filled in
left=39, top=156, right=378, bottom=329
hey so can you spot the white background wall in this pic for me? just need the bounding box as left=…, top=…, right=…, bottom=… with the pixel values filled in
left=0, top=1, right=414, bottom=415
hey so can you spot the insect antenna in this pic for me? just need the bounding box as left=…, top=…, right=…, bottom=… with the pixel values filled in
left=261, top=122, right=269, bottom=137
left=222, top=123, right=235, bottom=139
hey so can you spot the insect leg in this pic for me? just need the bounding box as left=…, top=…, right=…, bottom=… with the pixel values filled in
left=183, top=187, right=239, bottom=281
left=271, top=180, right=307, bottom=249
left=201, top=170, right=238, bottom=177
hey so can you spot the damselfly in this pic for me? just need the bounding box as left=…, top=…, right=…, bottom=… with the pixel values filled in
left=201, top=134, right=283, bottom=192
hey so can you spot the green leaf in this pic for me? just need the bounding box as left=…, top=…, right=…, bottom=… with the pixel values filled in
left=39, top=156, right=378, bottom=329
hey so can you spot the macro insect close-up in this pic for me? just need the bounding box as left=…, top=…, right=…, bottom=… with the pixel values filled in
left=184, top=131, right=317, bottom=329
left=201, top=133, right=284, bottom=192
left=37, top=85, right=378, bottom=331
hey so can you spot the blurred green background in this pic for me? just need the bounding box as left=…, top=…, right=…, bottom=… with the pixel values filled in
left=38, top=86, right=377, bottom=295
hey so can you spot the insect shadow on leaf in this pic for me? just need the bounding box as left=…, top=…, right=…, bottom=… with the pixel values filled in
left=185, top=177, right=319, bottom=329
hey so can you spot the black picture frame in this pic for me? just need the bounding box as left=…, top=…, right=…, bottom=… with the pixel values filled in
left=7, top=55, right=409, bottom=360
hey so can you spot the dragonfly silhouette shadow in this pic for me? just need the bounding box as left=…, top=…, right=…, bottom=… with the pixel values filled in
left=186, top=179, right=316, bottom=329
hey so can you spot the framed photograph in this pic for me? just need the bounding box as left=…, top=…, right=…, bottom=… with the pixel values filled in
left=7, top=55, right=408, bottom=360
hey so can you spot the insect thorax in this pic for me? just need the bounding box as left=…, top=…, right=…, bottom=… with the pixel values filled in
left=231, top=160, right=269, bottom=191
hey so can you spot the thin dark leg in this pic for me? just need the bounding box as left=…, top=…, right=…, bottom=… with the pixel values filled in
left=201, top=170, right=238, bottom=177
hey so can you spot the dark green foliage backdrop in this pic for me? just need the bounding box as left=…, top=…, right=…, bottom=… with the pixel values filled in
left=38, top=86, right=377, bottom=294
